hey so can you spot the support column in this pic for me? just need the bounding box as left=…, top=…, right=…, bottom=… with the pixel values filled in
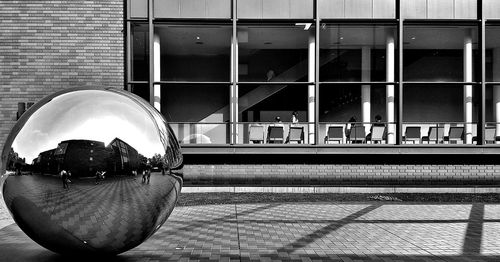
left=153, top=33, right=161, bottom=111
left=464, top=29, right=473, bottom=144
left=362, top=46, right=371, bottom=133
left=308, top=30, right=315, bottom=144
left=386, top=30, right=396, bottom=144
left=493, top=48, right=500, bottom=141
left=231, top=33, right=239, bottom=144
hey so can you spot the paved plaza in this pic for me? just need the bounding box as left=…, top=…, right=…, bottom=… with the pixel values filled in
left=1, top=193, right=500, bottom=261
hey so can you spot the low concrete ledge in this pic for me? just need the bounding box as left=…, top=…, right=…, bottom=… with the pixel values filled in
left=182, top=186, right=500, bottom=194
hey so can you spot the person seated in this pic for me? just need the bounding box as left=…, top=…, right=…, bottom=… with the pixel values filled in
left=345, top=116, right=357, bottom=142
left=366, top=115, right=385, bottom=143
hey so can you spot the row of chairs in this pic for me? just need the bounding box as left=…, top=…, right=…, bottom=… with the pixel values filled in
left=404, top=126, right=500, bottom=144
left=251, top=124, right=500, bottom=144
left=325, top=125, right=494, bottom=144
left=403, top=126, right=459, bottom=144
left=249, top=125, right=304, bottom=144
left=325, top=125, right=383, bottom=144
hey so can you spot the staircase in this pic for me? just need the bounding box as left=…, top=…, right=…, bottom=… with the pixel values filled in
left=200, top=50, right=346, bottom=123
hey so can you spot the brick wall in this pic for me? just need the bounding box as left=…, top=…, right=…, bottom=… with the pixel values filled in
left=0, top=0, right=124, bottom=156
left=183, top=164, right=500, bottom=186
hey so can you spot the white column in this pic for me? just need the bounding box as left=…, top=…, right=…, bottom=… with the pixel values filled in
left=231, top=34, right=239, bottom=144
left=386, top=30, right=395, bottom=144
left=308, top=30, right=315, bottom=144
left=153, top=33, right=161, bottom=111
left=362, top=46, right=371, bottom=133
left=493, top=48, right=500, bottom=141
left=464, top=29, right=473, bottom=144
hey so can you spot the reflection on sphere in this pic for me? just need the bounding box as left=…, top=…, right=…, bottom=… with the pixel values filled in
left=0, top=88, right=183, bottom=255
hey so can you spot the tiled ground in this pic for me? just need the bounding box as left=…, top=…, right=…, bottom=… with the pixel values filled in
left=0, top=196, right=500, bottom=261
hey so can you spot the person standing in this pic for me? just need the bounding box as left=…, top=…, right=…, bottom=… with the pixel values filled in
left=142, top=169, right=147, bottom=183
left=61, top=170, right=69, bottom=189
left=146, top=168, right=151, bottom=184
left=291, top=111, right=299, bottom=124
left=95, top=170, right=101, bottom=185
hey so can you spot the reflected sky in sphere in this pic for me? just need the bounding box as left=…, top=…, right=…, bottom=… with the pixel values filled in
left=12, top=90, right=164, bottom=163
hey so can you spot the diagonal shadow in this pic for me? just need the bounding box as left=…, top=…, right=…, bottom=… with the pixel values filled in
left=271, top=204, right=382, bottom=253
left=462, top=203, right=485, bottom=255
left=156, top=203, right=281, bottom=236
left=221, top=218, right=500, bottom=224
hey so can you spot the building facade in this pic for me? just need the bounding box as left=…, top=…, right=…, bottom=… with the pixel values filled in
left=2, top=0, right=500, bottom=186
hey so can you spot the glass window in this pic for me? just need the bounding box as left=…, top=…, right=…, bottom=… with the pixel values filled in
left=403, top=84, right=479, bottom=144
left=129, top=0, right=148, bottom=18
left=403, top=25, right=478, bottom=82
left=319, top=24, right=396, bottom=82
left=238, top=24, right=312, bottom=82
left=486, top=25, right=500, bottom=82
left=156, top=24, right=232, bottom=82
left=129, top=83, right=149, bottom=102
left=130, top=23, right=149, bottom=81
left=319, top=84, right=393, bottom=144
left=161, top=84, right=230, bottom=144
left=239, top=84, right=308, bottom=122
left=237, top=84, right=311, bottom=144
left=485, top=84, right=500, bottom=144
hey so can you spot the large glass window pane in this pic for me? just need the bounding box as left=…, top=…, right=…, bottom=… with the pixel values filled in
left=485, top=26, right=500, bottom=143
left=485, top=84, right=500, bottom=144
left=486, top=25, right=500, bottom=82
left=319, top=84, right=393, bottom=144
left=319, top=24, right=396, bottom=82
left=403, top=84, right=479, bottom=144
left=161, top=84, right=230, bottom=144
left=484, top=0, right=500, bottom=19
left=156, top=24, right=231, bottom=82
left=237, top=84, right=310, bottom=144
left=404, top=25, right=478, bottom=82
left=129, top=0, right=148, bottom=18
left=238, top=24, right=312, bottom=82
left=130, top=23, right=149, bottom=81
left=129, top=83, right=149, bottom=102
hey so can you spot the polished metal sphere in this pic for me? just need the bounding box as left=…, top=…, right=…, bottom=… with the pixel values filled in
left=0, top=87, right=183, bottom=256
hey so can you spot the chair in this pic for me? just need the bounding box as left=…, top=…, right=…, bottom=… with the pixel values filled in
left=369, top=125, right=386, bottom=144
left=422, top=126, right=444, bottom=144
left=288, top=126, right=304, bottom=144
left=445, top=126, right=464, bottom=144
left=403, top=126, right=421, bottom=144
left=484, top=126, right=498, bottom=144
left=267, top=126, right=284, bottom=144
left=348, top=126, right=366, bottom=144
left=249, top=125, right=265, bottom=144
left=325, top=126, right=344, bottom=144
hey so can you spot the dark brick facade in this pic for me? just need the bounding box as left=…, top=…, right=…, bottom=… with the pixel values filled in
left=184, top=164, right=500, bottom=186
left=0, top=0, right=124, bottom=155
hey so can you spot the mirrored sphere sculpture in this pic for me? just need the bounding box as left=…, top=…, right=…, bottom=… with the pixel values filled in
left=1, top=88, right=183, bottom=255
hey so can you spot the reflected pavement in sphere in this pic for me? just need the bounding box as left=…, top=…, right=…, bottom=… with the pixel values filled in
left=0, top=87, right=183, bottom=255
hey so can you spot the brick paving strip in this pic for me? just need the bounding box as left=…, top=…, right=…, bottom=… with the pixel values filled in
left=0, top=193, right=499, bottom=261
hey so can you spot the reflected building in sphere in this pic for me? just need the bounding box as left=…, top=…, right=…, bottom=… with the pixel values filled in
left=1, top=88, right=183, bottom=255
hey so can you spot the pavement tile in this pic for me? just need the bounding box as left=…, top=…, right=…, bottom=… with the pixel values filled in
left=1, top=189, right=500, bottom=261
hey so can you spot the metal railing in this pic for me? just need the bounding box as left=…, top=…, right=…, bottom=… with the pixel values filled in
left=169, top=122, right=230, bottom=144
left=168, top=121, right=500, bottom=146
left=236, top=122, right=313, bottom=145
